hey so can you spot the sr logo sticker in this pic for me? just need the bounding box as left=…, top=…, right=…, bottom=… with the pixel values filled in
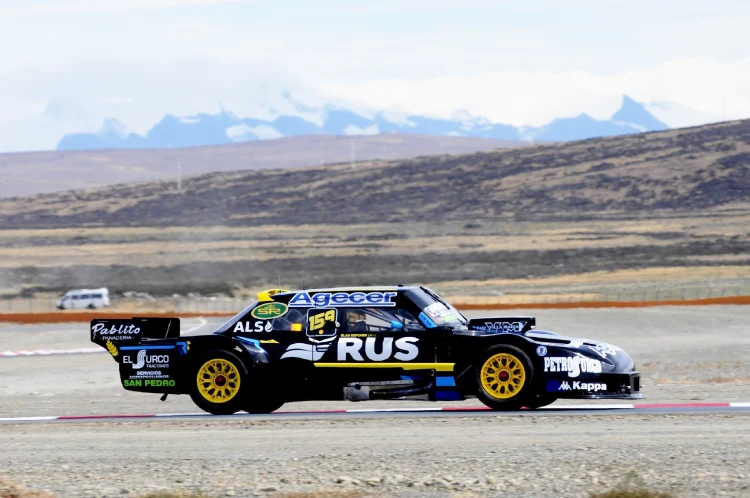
left=251, top=302, right=288, bottom=320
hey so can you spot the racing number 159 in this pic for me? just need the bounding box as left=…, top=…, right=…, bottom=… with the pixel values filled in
left=309, top=309, right=335, bottom=332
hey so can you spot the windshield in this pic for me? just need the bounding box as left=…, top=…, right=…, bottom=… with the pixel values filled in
left=212, top=301, right=258, bottom=333
left=408, top=287, right=468, bottom=327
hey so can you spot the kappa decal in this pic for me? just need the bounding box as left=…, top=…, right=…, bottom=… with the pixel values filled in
left=554, top=380, right=608, bottom=392
left=289, top=291, right=397, bottom=307
left=251, top=302, right=288, bottom=320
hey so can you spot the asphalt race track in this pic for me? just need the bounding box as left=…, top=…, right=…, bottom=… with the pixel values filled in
left=1, top=306, right=749, bottom=497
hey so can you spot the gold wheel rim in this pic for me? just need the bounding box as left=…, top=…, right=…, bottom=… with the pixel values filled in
left=480, top=353, right=526, bottom=400
left=196, top=358, right=241, bottom=403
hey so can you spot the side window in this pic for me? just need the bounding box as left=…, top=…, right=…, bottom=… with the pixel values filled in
left=269, top=307, right=306, bottom=332
left=341, top=308, right=425, bottom=333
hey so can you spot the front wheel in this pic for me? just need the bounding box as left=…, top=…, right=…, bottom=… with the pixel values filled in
left=190, top=351, right=246, bottom=415
left=476, top=345, right=534, bottom=411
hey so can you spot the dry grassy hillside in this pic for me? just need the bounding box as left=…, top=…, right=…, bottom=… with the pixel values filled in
left=0, top=134, right=519, bottom=198
left=0, top=121, right=748, bottom=299
left=0, top=120, right=748, bottom=229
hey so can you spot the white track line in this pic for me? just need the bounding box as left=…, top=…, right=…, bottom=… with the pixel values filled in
left=181, top=317, right=208, bottom=335
left=0, top=348, right=102, bottom=357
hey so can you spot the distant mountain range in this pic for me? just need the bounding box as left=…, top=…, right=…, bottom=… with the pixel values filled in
left=57, top=95, right=668, bottom=151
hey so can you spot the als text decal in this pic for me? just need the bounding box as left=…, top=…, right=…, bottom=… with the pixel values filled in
left=233, top=321, right=273, bottom=333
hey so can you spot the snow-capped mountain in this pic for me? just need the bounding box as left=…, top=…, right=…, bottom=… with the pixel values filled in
left=57, top=95, right=668, bottom=151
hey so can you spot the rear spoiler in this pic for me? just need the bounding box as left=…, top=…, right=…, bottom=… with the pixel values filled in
left=467, top=316, right=535, bottom=334
left=91, top=317, right=180, bottom=351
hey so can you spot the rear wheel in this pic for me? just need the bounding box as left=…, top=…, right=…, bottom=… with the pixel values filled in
left=476, top=345, right=534, bottom=411
left=190, top=351, right=245, bottom=415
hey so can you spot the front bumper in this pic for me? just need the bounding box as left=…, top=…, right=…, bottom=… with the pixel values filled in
left=546, top=371, right=644, bottom=399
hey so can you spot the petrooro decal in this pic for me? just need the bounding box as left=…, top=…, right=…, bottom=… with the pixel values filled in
left=251, top=302, right=288, bottom=320
left=337, top=337, right=419, bottom=362
left=557, top=380, right=607, bottom=392
left=544, top=356, right=601, bottom=378
left=536, top=345, right=547, bottom=357
left=233, top=321, right=273, bottom=333
left=288, top=291, right=397, bottom=308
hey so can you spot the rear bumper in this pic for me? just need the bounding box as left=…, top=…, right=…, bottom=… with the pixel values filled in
left=545, top=371, right=644, bottom=399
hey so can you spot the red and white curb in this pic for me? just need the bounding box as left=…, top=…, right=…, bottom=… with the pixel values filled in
left=0, top=347, right=103, bottom=357
left=2, top=402, right=749, bottom=423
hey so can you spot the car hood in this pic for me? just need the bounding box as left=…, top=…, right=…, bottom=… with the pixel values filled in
left=527, top=330, right=635, bottom=373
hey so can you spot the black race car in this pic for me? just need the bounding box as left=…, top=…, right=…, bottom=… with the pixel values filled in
left=91, top=286, right=644, bottom=415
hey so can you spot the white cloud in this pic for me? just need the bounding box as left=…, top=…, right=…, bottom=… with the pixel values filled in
left=226, top=124, right=282, bottom=141
left=343, top=124, right=380, bottom=136
left=322, top=57, right=750, bottom=127
left=0, top=0, right=256, bottom=15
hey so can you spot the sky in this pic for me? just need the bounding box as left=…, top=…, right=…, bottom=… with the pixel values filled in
left=1, top=0, right=749, bottom=151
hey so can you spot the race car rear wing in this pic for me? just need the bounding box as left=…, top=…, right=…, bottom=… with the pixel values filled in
left=90, top=317, right=180, bottom=350
left=467, top=316, right=535, bottom=334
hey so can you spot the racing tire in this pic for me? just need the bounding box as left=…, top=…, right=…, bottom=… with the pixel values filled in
left=243, top=398, right=285, bottom=414
left=190, top=350, right=246, bottom=415
left=524, top=394, right=557, bottom=409
left=475, top=345, right=534, bottom=411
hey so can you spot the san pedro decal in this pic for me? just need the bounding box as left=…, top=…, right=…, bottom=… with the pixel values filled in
left=251, top=302, right=289, bottom=320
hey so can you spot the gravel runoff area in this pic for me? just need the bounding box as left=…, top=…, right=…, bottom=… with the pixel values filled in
left=0, top=305, right=749, bottom=497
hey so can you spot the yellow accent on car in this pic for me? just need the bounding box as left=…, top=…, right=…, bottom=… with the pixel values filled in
left=314, top=362, right=454, bottom=372
left=257, top=289, right=290, bottom=302
left=480, top=353, right=526, bottom=400
left=105, top=340, right=118, bottom=357
left=196, top=358, right=241, bottom=404
left=290, top=323, right=302, bottom=332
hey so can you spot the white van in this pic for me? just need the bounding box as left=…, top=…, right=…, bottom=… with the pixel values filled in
left=57, top=288, right=111, bottom=310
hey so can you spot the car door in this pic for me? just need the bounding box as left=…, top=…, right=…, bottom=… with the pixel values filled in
left=310, top=306, right=440, bottom=384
